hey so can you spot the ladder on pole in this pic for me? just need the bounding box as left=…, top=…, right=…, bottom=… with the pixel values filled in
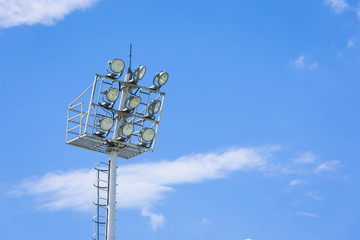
left=93, top=162, right=109, bottom=240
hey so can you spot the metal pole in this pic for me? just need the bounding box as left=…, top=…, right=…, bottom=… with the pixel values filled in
left=106, top=149, right=119, bottom=240
left=106, top=54, right=132, bottom=240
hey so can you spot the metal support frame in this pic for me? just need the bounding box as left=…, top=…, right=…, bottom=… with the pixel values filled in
left=67, top=53, right=167, bottom=240
left=66, top=74, right=165, bottom=159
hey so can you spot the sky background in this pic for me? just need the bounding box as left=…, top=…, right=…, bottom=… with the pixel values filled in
left=0, top=0, right=360, bottom=239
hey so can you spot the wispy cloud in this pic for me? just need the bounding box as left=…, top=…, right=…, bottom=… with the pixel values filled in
left=315, top=160, right=339, bottom=173
left=0, top=0, right=100, bottom=28
left=324, top=0, right=349, bottom=14
left=263, top=150, right=323, bottom=175
left=141, top=208, right=165, bottom=230
left=348, top=35, right=360, bottom=48
left=9, top=169, right=95, bottom=211
left=11, top=146, right=274, bottom=229
left=202, top=217, right=211, bottom=224
left=348, top=38, right=355, bottom=47
left=292, top=56, right=318, bottom=70
left=293, top=151, right=317, bottom=164
left=10, top=147, right=339, bottom=229
left=289, top=179, right=307, bottom=186
left=296, top=211, right=319, bottom=218
left=356, top=7, right=360, bottom=19
left=306, top=191, right=325, bottom=200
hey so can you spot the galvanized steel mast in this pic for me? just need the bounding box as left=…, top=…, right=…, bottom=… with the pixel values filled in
left=66, top=44, right=169, bottom=240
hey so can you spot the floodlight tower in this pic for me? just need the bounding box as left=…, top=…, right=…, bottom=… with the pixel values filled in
left=66, top=45, right=168, bottom=240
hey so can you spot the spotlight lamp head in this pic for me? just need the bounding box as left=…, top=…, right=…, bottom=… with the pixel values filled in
left=133, top=65, right=146, bottom=82
left=108, top=58, right=125, bottom=75
left=105, top=88, right=120, bottom=102
left=140, top=128, right=156, bottom=142
left=120, top=123, right=134, bottom=137
left=151, top=71, right=169, bottom=89
left=127, top=96, right=142, bottom=109
left=99, top=117, right=114, bottom=131
left=148, top=100, right=161, bottom=116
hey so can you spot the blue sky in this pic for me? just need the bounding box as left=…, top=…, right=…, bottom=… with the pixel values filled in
left=0, top=0, right=359, bottom=239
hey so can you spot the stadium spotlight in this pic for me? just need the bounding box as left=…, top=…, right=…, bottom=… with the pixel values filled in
left=107, top=58, right=125, bottom=78
left=127, top=96, right=141, bottom=109
left=120, top=123, right=134, bottom=136
left=123, top=96, right=141, bottom=112
left=150, top=71, right=169, bottom=90
left=130, top=65, right=146, bottom=83
left=105, top=88, right=120, bottom=102
left=139, top=128, right=155, bottom=143
left=100, top=88, right=120, bottom=108
left=145, top=100, right=161, bottom=118
left=99, top=117, right=114, bottom=131
left=116, top=122, right=135, bottom=141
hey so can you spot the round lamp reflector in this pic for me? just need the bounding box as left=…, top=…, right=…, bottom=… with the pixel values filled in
left=128, top=96, right=141, bottom=109
left=157, top=72, right=169, bottom=86
left=106, top=88, right=120, bottom=102
left=100, top=117, right=114, bottom=131
left=110, top=59, right=125, bottom=73
left=135, top=66, right=146, bottom=80
left=149, top=100, right=161, bottom=115
left=121, top=123, right=134, bottom=136
left=141, top=128, right=155, bottom=142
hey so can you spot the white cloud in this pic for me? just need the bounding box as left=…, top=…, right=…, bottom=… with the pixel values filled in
left=296, top=211, right=319, bottom=218
left=306, top=191, right=325, bottom=200
left=289, top=179, right=306, bottom=186
left=9, top=169, right=95, bottom=211
left=292, top=56, right=318, bottom=70
left=348, top=35, right=360, bottom=48
left=315, top=160, right=339, bottom=173
left=141, top=208, right=165, bottom=230
left=0, top=0, right=100, bottom=28
left=202, top=217, right=211, bottom=224
left=10, top=147, right=340, bottom=229
left=261, top=151, right=320, bottom=175
left=324, top=0, right=349, bottom=14
left=356, top=8, right=360, bottom=19
left=291, top=199, right=302, bottom=206
left=11, top=147, right=273, bottom=228
left=293, top=151, right=317, bottom=164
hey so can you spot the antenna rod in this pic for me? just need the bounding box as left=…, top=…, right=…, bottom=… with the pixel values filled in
left=128, top=43, right=132, bottom=72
